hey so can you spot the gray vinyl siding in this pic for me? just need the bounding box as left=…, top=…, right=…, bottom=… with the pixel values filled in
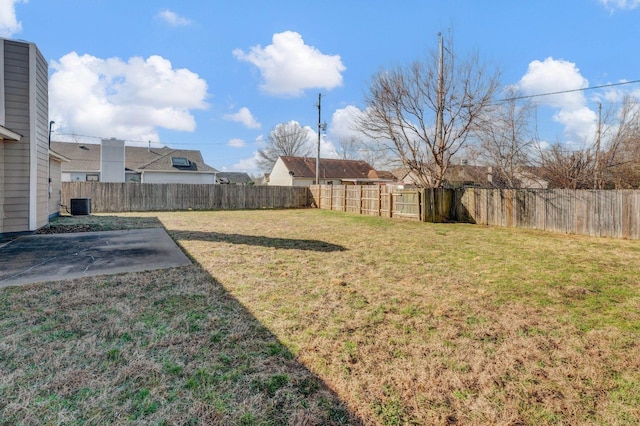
left=0, top=142, right=3, bottom=231
left=0, top=39, right=49, bottom=234
left=49, top=158, right=61, bottom=218
left=1, top=40, right=30, bottom=233
left=33, top=46, right=49, bottom=229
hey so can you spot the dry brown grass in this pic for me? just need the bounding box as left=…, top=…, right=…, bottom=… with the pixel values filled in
left=2, top=209, right=640, bottom=425
left=157, top=209, right=640, bottom=425
left=0, top=214, right=356, bottom=425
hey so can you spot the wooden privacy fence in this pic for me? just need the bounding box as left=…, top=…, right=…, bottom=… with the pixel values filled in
left=62, top=183, right=640, bottom=239
left=62, top=182, right=310, bottom=213
left=457, top=188, right=640, bottom=239
left=310, top=185, right=454, bottom=222
left=311, top=185, right=640, bottom=240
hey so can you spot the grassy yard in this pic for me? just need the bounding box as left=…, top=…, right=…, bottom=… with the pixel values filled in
left=2, top=210, right=640, bottom=425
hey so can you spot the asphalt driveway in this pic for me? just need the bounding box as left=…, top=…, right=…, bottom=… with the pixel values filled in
left=0, top=228, right=191, bottom=288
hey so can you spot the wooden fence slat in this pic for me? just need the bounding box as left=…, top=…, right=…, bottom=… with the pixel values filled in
left=63, top=183, right=640, bottom=240
left=62, top=183, right=311, bottom=212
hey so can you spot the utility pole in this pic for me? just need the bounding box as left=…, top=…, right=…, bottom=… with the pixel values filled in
left=594, top=102, right=602, bottom=189
left=316, top=93, right=326, bottom=185
left=435, top=33, right=445, bottom=184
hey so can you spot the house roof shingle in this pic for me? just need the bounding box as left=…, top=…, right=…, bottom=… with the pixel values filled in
left=50, top=142, right=218, bottom=173
left=216, top=172, right=254, bottom=184
left=279, top=156, right=393, bottom=181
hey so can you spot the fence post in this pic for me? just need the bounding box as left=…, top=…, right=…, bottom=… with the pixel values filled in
left=343, top=185, right=347, bottom=212
left=329, top=185, right=333, bottom=211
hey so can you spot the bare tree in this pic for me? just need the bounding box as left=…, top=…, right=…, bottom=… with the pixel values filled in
left=538, top=143, right=594, bottom=189
left=256, top=121, right=313, bottom=172
left=335, top=136, right=363, bottom=160
left=357, top=34, right=500, bottom=187
left=537, top=96, right=640, bottom=189
left=595, top=96, right=640, bottom=188
left=472, top=89, right=537, bottom=188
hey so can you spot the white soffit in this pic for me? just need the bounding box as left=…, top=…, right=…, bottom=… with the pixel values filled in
left=0, top=124, right=21, bottom=141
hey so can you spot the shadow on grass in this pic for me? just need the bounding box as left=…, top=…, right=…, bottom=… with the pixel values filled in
left=171, top=230, right=347, bottom=252
left=0, top=216, right=362, bottom=423
left=0, top=264, right=363, bottom=424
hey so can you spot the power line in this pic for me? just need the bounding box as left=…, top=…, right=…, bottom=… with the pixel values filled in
left=501, top=79, right=640, bottom=103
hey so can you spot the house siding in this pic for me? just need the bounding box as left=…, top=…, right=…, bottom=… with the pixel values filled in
left=268, top=158, right=294, bottom=186
left=33, top=45, right=49, bottom=230
left=0, top=39, right=49, bottom=234
left=0, top=41, right=4, bottom=124
left=2, top=40, right=30, bottom=233
left=49, top=157, right=62, bottom=218
left=0, top=141, right=4, bottom=231
left=101, top=138, right=125, bottom=182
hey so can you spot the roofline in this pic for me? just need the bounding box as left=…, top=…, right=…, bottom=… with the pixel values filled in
left=0, top=37, right=37, bottom=45
left=139, top=169, right=218, bottom=174
left=340, top=178, right=395, bottom=182
left=48, top=149, right=70, bottom=162
left=0, top=124, right=21, bottom=141
left=51, top=140, right=218, bottom=172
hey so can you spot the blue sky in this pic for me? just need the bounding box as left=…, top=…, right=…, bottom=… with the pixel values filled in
left=3, top=0, right=640, bottom=174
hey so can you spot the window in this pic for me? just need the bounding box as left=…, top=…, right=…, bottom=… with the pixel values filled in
left=86, top=174, right=99, bottom=182
left=171, top=157, right=190, bottom=167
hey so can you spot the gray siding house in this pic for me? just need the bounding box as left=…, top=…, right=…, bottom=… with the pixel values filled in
left=0, top=38, right=56, bottom=236
left=51, top=140, right=219, bottom=184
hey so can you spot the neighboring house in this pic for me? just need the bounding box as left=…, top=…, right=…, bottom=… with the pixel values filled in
left=392, top=165, right=490, bottom=187
left=253, top=174, right=270, bottom=186
left=394, top=164, right=548, bottom=189
left=447, top=165, right=548, bottom=189
left=216, top=172, right=253, bottom=185
left=48, top=149, right=70, bottom=220
left=1, top=38, right=62, bottom=236
left=268, top=156, right=395, bottom=186
left=51, top=139, right=219, bottom=184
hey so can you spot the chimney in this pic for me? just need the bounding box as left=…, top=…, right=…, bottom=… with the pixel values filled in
left=101, top=138, right=125, bottom=182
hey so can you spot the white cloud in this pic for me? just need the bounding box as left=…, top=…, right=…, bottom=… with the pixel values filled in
left=553, top=106, right=597, bottom=146
left=0, top=0, right=26, bottom=37
left=224, top=107, right=261, bottom=129
left=518, top=57, right=589, bottom=106
left=598, top=0, right=640, bottom=10
left=517, top=57, right=597, bottom=145
left=601, top=83, right=640, bottom=104
left=233, top=31, right=346, bottom=97
left=49, top=52, right=208, bottom=142
left=320, top=135, right=338, bottom=158
left=156, top=9, right=192, bottom=27
left=329, top=105, right=365, bottom=141
left=228, top=138, right=246, bottom=148
left=230, top=152, right=261, bottom=173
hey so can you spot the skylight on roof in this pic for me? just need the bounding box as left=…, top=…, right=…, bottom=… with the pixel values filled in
left=171, top=157, right=190, bottom=167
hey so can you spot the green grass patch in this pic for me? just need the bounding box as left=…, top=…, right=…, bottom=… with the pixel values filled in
left=2, top=209, right=640, bottom=424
